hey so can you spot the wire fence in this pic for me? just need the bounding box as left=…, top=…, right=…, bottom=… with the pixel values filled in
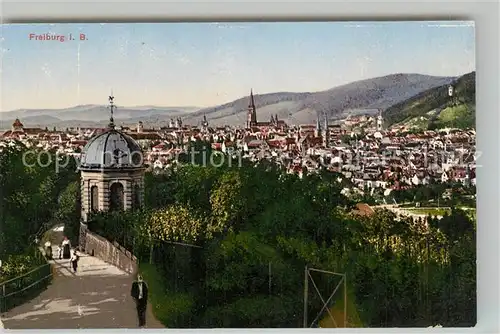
left=0, top=263, right=52, bottom=313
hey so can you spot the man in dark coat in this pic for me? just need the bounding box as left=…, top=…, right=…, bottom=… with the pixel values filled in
left=130, top=274, right=149, bottom=328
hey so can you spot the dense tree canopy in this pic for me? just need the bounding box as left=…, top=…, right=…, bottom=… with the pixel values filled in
left=0, top=140, right=476, bottom=327
left=0, top=142, right=78, bottom=280
left=87, top=142, right=476, bottom=328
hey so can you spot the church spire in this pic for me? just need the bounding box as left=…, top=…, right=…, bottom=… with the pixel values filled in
left=249, top=89, right=256, bottom=110
left=108, top=92, right=116, bottom=130
left=202, top=113, right=209, bottom=131
left=247, top=89, right=257, bottom=128
left=323, top=111, right=330, bottom=148
left=315, top=114, right=322, bottom=136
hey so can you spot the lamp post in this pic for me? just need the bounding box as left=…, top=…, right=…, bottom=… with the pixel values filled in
left=0, top=258, right=3, bottom=314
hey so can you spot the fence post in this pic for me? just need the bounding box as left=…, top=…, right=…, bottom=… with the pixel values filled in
left=343, top=274, right=347, bottom=328
left=303, top=265, right=308, bottom=328
left=2, top=283, right=5, bottom=313
left=268, top=262, right=272, bottom=294
left=149, top=237, right=153, bottom=265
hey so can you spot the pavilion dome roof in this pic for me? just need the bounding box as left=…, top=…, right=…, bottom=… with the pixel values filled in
left=79, top=128, right=143, bottom=170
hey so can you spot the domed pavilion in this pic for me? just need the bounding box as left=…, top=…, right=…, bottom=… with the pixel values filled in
left=79, top=95, right=145, bottom=222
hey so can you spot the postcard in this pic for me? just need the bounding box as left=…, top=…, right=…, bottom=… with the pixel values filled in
left=0, top=21, right=476, bottom=329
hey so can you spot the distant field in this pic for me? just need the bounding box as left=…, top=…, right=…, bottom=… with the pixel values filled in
left=405, top=208, right=450, bottom=216
left=405, top=206, right=476, bottom=217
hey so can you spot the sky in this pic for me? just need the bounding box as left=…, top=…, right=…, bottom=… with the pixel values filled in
left=0, top=21, right=475, bottom=111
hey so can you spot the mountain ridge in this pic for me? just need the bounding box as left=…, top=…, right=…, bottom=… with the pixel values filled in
left=0, top=73, right=462, bottom=129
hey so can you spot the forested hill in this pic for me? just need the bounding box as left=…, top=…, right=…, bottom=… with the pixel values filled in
left=384, top=71, right=476, bottom=129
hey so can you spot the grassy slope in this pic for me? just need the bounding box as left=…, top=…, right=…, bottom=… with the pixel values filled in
left=318, top=291, right=364, bottom=328
left=139, top=263, right=195, bottom=328
left=400, top=103, right=475, bottom=130
left=385, top=71, right=476, bottom=129
left=435, top=104, right=475, bottom=128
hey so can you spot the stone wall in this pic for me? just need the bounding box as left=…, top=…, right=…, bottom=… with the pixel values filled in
left=81, top=227, right=137, bottom=275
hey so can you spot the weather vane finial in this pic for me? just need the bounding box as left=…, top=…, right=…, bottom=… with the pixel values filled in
left=108, top=91, right=116, bottom=129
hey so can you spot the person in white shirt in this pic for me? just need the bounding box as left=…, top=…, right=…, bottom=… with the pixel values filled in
left=57, top=245, right=63, bottom=259
left=130, top=274, right=149, bottom=328
left=70, top=250, right=80, bottom=273
left=44, top=241, right=53, bottom=259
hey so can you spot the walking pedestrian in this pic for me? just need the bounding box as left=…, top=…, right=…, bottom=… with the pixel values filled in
left=57, top=244, right=63, bottom=259
left=44, top=241, right=53, bottom=259
left=70, top=250, right=80, bottom=273
left=62, top=237, right=71, bottom=259
left=130, top=274, right=149, bottom=328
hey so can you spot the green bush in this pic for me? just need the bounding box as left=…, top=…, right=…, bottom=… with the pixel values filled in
left=139, top=263, right=195, bottom=328
left=0, top=249, right=45, bottom=282
left=90, top=161, right=476, bottom=328
left=0, top=251, right=52, bottom=313
left=200, top=295, right=297, bottom=328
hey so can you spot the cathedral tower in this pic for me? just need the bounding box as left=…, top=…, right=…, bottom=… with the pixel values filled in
left=315, top=114, right=322, bottom=138
left=247, top=89, right=257, bottom=128
left=323, top=112, right=330, bottom=148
